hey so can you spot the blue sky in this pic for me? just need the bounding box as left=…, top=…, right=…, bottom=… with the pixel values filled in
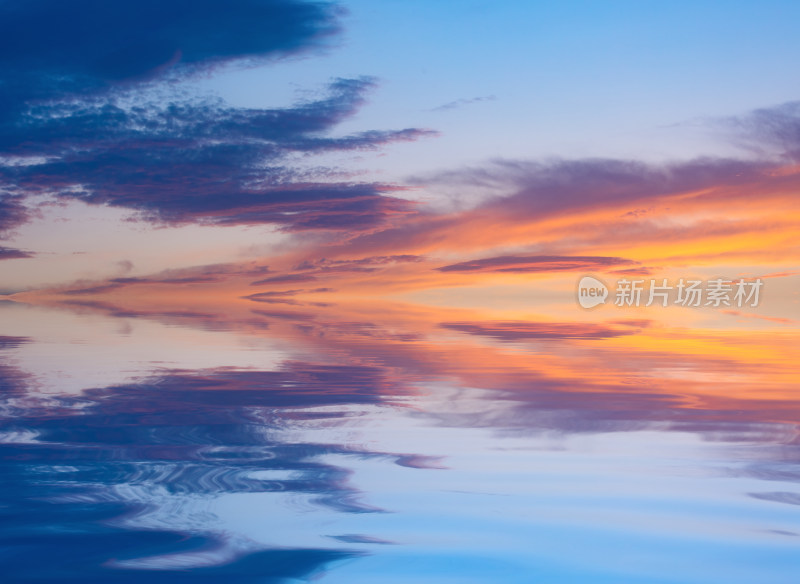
left=202, top=0, right=800, bottom=177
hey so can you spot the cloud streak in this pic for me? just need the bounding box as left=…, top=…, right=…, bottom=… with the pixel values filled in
left=429, top=95, right=496, bottom=112
left=1, top=78, right=434, bottom=233
left=0, top=246, right=33, bottom=261
left=440, top=321, right=638, bottom=341
left=0, top=1, right=436, bottom=237
left=436, top=255, right=636, bottom=273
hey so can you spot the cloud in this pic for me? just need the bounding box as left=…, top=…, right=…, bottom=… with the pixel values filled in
left=0, top=2, right=436, bottom=236
left=0, top=246, right=33, bottom=261
left=321, top=137, right=799, bottom=269
left=50, top=262, right=273, bottom=295
left=251, top=273, right=319, bottom=285
left=721, top=310, right=795, bottom=325
left=437, top=255, right=636, bottom=273
left=60, top=283, right=126, bottom=295
left=243, top=255, right=425, bottom=289
left=40, top=298, right=225, bottom=324
left=295, top=254, right=423, bottom=271
left=329, top=534, right=395, bottom=545
left=243, top=290, right=306, bottom=304
left=440, top=321, right=637, bottom=341
left=0, top=0, right=340, bottom=116
left=608, top=266, right=655, bottom=276
left=429, top=95, right=496, bottom=112
left=116, top=260, right=134, bottom=274
left=417, top=156, right=770, bottom=219
left=756, top=271, right=800, bottom=279
left=0, top=196, right=29, bottom=236
left=1, top=78, right=434, bottom=233
left=243, top=287, right=334, bottom=305
left=106, top=262, right=268, bottom=286
left=722, top=101, right=800, bottom=159
left=748, top=492, right=800, bottom=507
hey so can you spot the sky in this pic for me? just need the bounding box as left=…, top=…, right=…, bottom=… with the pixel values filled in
left=1, top=4, right=800, bottom=580
left=0, top=0, right=798, bottom=326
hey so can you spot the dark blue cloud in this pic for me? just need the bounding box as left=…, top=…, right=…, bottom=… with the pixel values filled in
left=0, top=1, right=435, bottom=235
left=0, top=0, right=339, bottom=111
left=0, top=78, right=433, bottom=232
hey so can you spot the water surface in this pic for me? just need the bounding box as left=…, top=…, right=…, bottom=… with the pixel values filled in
left=1, top=299, right=798, bottom=583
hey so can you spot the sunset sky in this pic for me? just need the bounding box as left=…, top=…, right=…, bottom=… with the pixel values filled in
left=0, top=0, right=798, bottom=323
left=1, top=0, right=797, bottom=429
left=2, top=2, right=800, bottom=582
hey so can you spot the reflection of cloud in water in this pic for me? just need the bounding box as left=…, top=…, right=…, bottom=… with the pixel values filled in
left=0, top=356, right=424, bottom=580
left=1, top=301, right=800, bottom=582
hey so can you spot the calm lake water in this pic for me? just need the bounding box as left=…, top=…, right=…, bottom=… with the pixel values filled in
left=1, top=299, right=798, bottom=583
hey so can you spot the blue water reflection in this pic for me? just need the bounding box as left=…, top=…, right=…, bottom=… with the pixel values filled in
left=0, top=301, right=799, bottom=583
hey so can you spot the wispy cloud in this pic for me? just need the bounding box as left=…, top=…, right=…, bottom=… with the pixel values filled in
left=0, top=1, right=436, bottom=237
left=721, top=100, right=800, bottom=159
left=440, top=321, right=637, bottom=341
left=0, top=246, right=33, bottom=261
left=429, top=95, right=496, bottom=112
left=436, top=255, right=636, bottom=273
left=0, top=197, right=29, bottom=238
left=251, top=273, right=319, bottom=285
left=1, top=78, right=435, bottom=233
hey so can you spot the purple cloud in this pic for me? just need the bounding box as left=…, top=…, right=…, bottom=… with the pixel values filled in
left=1, top=78, right=434, bottom=233
left=294, top=255, right=424, bottom=271
left=437, top=255, right=636, bottom=273
left=723, top=101, right=800, bottom=159
left=413, top=156, right=772, bottom=221
left=440, top=321, right=636, bottom=341
left=0, top=246, right=34, bottom=261
left=251, top=274, right=319, bottom=285
left=0, top=197, right=29, bottom=238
